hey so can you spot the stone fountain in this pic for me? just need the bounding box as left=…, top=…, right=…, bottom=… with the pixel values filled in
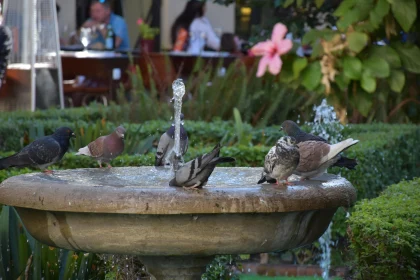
left=0, top=82, right=356, bottom=279
left=0, top=168, right=355, bottom=279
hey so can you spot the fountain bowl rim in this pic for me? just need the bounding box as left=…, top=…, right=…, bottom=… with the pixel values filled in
left=0, top=167, right=356, bottom=215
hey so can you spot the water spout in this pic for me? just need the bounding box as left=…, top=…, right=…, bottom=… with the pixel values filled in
left=172, top=79, right=185, bottom=172
left=319, top=223, right=332, bottom=280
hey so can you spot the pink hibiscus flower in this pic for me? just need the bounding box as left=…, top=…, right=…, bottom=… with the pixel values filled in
left=250, top=23, right=293, bottom=77
left=137, top=18, right=144, bottom=25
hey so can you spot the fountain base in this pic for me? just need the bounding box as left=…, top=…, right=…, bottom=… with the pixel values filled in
left=139, top=256, right=213, bottom=280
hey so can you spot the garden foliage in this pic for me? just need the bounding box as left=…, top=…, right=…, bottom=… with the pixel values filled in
left=348, top=178, right=420, bottom=279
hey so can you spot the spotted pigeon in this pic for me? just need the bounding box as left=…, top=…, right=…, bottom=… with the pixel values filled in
left=155, top=114, right=188, bottom=166
left=76, top=126, right=125, bottom=168
left=294, top=138, right=359, bottom=179
left=281, top=120, right=358, bottom=170
left=169, top=143, right=235, bottom=189
left=258, top=136, right=300, bottom=185
left=0, top=127, right=75, bottom=173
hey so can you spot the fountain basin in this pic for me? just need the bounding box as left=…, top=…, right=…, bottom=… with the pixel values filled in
left=0, top=167, right=356, bottom=279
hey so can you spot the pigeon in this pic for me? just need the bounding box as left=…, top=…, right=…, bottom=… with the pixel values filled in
left=294, top=138, right=359, bottom=179
left=0, top=25, right=13, bottom=88
left=76, top=126, right=125, bottom=168
left=258, top=136, right=300, bottom=185
left=155, top=114, right=188, bottom=166
left=169, top=143, right=235, bottom=189
left=0, top=127, right=75, bottom=173
left=280, top=120, right=358, bottom=170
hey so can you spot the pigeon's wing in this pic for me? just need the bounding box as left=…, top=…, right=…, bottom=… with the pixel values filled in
left=300, top=131, right=328, bottom=143
left=155, top=132, right=173, bottom=166
left=174, top=144, right=222, bottom=185
left=296, top=141, right=330, bottom=172
left=87, top=136, right=106, bottom=158
left=263, top=146, right=277, bottom=174
left=26, top=136, right=62, bottom=165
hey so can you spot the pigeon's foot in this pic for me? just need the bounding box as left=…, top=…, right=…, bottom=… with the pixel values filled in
left=43, top=169, right=54, bottom=175
left=98, top=162, right=103, bottom=168
left=107, top=163, right=112, bottom=168
left=182, top=182, right=202, bottom=191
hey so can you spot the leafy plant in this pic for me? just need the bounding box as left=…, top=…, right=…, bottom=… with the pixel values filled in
left=348, top=178, right=420, bottom=279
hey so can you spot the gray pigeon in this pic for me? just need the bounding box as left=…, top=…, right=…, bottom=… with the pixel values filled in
left=155, top=114, right=188, bottom=166
left=169, top=143, right=235, bottom=189
left=281, top=120, right=358, bottom=170
left=294, top=138, right=359, bottom=179
left=0, top=127, right=75, bottom=173
left=76, top=126, right=125, bottom=168
left=258, top=136, right=300, bottom=185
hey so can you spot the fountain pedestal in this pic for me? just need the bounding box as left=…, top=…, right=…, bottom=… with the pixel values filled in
left=0, top=167, right=356, bottom=280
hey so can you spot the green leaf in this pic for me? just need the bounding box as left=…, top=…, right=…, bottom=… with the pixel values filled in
left=347, top=32, right=369, bottom=53
left=301, top=62, right=322, bottom=91
left=361, top=71, right=377, bottom=93
left=283, top=0, right=294, bottom=8
left=393, top=43, right=420, bottom=74
left=337, top=9, right=362, bottom=30
left=363, top=57, right=390, bottom=78
left=390, top=0, right=417, bottom=32
left=343, top=56, right=362, bottom=80
left=334, top=0, right=356, bottom=17
left=370, top=0, right=390, bottom=27
left=354, top=90, right=373, bottom=117
left=297, top=0, right=303, bottom=7
left=368, top=46, right=401, bottom=68
left=315, top=0, right=325, bottom=8
left=335, top=73, right=350, bottom=91
left=292, top=57, right=308, bottom=78
left=388, top=70, right=405, bottom=92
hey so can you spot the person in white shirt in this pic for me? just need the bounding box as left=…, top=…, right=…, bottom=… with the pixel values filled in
left=171, top=0, right=220, bottom=52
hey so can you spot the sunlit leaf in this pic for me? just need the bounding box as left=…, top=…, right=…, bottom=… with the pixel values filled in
left=334, top=0, right=357, bottom=17
left=347, top=32, right=369, bottom=53
left=363, top=57, right=390, bottom=78
left=292, top=57, right=308, bottom=79
left=315, top=0, right=325, bottom=8
left=343, top=56, right=362, bottom=80
left=361, top=71, right=377, bottom=93
left=389, top=0, right=417, bottom=32
left=301, top=62, right=322, bottom=91
left=388, top=70, right=405, bottom=93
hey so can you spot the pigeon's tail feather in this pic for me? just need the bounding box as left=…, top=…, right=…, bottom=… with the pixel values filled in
left=329, top=139, right=359, bottom=159
left=210, top=157, right=235, bottom=165
left=0, top=154, right=30, bottom=169
left=334, top=156, right=358, bottom=170
left=76, top=146, right=91, bottom=156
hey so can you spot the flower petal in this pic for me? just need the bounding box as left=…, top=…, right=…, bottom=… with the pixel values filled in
left=268, top=55, right=282, bottom=76
left=276, top=39, right=293, bottom=55
left=271, top=23, right=288, bottom=44
left=256, top=55, right=271, bottom=77
left=250, top=41, right=274, bottom=56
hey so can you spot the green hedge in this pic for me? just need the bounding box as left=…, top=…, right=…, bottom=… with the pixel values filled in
left=348, top=178, right=420, bottom=279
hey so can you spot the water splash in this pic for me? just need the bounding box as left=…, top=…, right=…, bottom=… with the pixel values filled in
left=319, top=223, right=332, bottom=279
left=311, top=99, right=343, bottom=279
left=309, top=99, right=343, bottom=144
left=171, top=79, right=185, bottom=172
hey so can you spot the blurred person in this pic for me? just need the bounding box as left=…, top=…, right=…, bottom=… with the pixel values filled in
left=171, top=0, right=220, bottom=51
left=81, top=0, right=129, bottom=50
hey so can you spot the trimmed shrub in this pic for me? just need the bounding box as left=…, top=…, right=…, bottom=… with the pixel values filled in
left=348, top=179, right=420, bottom=279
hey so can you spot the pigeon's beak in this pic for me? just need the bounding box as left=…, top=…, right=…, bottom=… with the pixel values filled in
left=71, top=133, right=76, bottom=138
left=279, top=126, right=283, bottom=131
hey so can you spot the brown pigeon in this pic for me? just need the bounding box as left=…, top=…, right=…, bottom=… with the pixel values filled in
left=294, top=138, right=359, bottom=179
left=281, top=120, right=358, bottom=170
left=76, top=126, right=125, bottom=168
